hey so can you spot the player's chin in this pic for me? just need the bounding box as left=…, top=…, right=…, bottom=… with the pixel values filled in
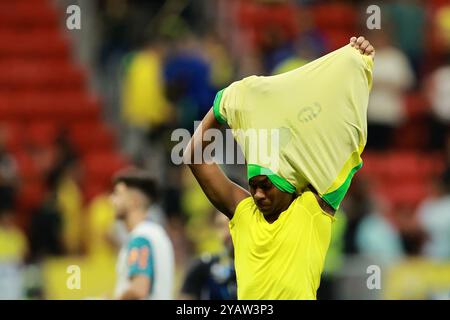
left=258, top=205, right=274, bottom=215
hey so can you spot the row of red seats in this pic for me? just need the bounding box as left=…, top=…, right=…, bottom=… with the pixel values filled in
left=0, top=59, right=85, bottom=91
left=0, top=0, right=59, bottom=29
left=1, top=121, right=116, bottom=155
left=0, top=0, right=130, bottom=229
left=361, top=151, right=446, bottom=208
left=0, top=29, right=70, bottom=59
left=0, top=91, right=101, bottom=121
left=236, top=1, right=358, bottom=51
left=362, top=152, right=445, bottom=179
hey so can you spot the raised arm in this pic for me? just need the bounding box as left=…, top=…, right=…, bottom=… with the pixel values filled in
left=183, top=108, right=250, bottom=219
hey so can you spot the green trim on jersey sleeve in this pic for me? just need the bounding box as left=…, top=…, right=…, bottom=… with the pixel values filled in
left=213, top=89, right=227, bottom=124
left=247, top=164, right=296, bottom=194
left=322, top=162, right=363, bottom=210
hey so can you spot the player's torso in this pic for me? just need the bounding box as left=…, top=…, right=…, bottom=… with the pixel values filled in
left=230, top=192, right=333, bottom=299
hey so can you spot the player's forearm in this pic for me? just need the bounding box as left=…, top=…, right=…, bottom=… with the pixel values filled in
left=183, top=108, right=248, bottom=218
left=183, top=108, right=221, bottom=165
left=183, top=111, right=226, bottom=212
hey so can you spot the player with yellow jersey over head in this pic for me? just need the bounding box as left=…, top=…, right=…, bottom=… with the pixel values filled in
left=184, top=36, right=375, bottom=300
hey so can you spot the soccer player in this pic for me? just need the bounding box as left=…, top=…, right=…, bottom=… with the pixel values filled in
left=110, top=169, right=175, bottom=300
left=184, top=36, right=375, bottom=299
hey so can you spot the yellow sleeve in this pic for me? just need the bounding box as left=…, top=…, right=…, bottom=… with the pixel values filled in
left=229, top=197, right=253, bottom=229
left=345, top=44, right=374, bottom=90
left=213, top=79, right=246, bottom=125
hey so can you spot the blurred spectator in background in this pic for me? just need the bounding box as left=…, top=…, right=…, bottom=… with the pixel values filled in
left=111, top=169, right=174, bottom=300
left=164, top=35, right=215, bottom=129
left=0, top=208, right=27, bottom=299
left=28, top=134, right=81, bottom=261
left=317, top=210, right=346, bottom=300
left=180, top=211, right=236, bottom=300
left=428, top=2, right=450, bottom=69
left=55, top=161, right=83, bottom=256
left=121, top=38, right=173, bottom=168
left=271, top=6, right=326, bottom=75
left=341, top=176, right=404, bottom=264
left=341, top=177, right=373, bottom=256
left=418, top=168, right=450, bottom=260
left=181, top=168, right=223, bottom=257
left=202, top=33, right=234, bottom=92
left=390, top=203, right=427, bottom=257
left=356, top=209, right=404, bottom=266
left=85, top=192, right=117, bottom=258
left=425, top=65, right=450, bottom=150
left=236, top=0, right=298, bottom=73
left=28, top=184, right=64, bottom=262
left=366, top=30, right=415, bottom=150
left=384, top=1, right=426, bottom=75
left=0, top=128, right=18, bottom=211
left=48, top=134, right=83, bottom=256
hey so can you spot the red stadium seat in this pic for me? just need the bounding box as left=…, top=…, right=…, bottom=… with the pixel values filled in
left=3, top=91, right=101, bottom=122
left=0, top=29, right=69, bottom=59
left=403, top=93, right=430, bottom=119
left=0, top=0, right=59, bottom=29
left=82, top=152, right=131, bottom=187
left=361, top=150, right=446, bottom=210
left=69, top=122, right=117, bottom=155
left=384, top=152, right=421, bottom=178
left=382, top=183, right=429, bottom=209
left=13, top=151, right=40, bottom=180
left=311, top=3, right=358, bottom=30
left=237, top=1, right=299, bottom=49
left=0, top=59, right=85, bottom=91
left=321, top=29, right=355, bottom=51
left=26, top=121, right=60, bottom=148
left=0, top=121, right=25, bottom=152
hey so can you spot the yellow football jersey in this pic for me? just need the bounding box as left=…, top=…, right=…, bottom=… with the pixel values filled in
left=230, top=191, right=334, bottom=300
left=214, top=44, right=373, bottom=210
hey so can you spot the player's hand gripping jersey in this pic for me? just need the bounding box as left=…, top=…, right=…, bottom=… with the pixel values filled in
left=213, top=44, right=373, bottom=210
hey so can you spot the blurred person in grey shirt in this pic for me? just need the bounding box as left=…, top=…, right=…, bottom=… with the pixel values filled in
left=418, top=168, right=450, bottom=260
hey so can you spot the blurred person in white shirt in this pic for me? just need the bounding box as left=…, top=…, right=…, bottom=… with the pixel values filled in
left=110, top=169, right=175, bottom=300
left=366, top=31, right=415, bottom=149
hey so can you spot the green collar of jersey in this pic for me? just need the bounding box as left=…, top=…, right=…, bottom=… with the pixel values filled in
left=248, top=163, right=363, bottom=211
left=247, top=164, right=296, bottom=194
